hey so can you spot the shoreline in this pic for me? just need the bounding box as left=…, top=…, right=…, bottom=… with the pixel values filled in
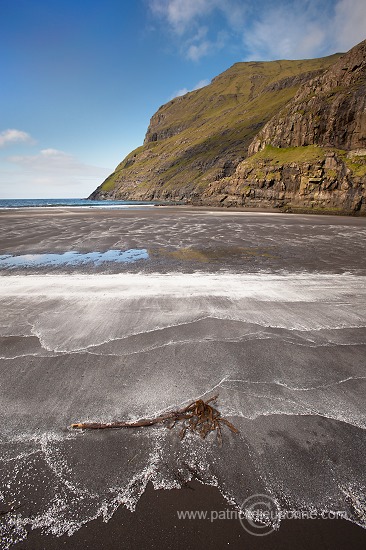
left=16, top=481, right=366, bottom=550
left=154, top=202, right=366, bottom=217
left=0, top=204, right=294, bottom=217
left=1, top=207, right=365, bottom=548
left=1, top=201, right=366, bottom=217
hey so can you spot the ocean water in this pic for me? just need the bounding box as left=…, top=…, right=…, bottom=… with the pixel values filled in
left=0, top=198, right=157, bottom=209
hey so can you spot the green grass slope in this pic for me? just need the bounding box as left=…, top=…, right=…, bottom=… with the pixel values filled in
left=90, top=54, right=341, bottom=201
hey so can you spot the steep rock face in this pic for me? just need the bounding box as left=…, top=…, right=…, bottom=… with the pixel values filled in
left=89, top=55, right=340, bottom=202
left=89, top=40, right=366, bottom=214
left=199, top=146, right=366, bottom=214
left=249, top=40, right=366, bottom=154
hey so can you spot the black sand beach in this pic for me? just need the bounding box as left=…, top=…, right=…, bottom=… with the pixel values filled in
left=14, top=481, right=366, bottom=550
left=0, top=207, right=366, bottom=549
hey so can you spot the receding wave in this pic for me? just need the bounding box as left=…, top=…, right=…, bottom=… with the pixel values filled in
left=1, top=272, right=366, bottom=548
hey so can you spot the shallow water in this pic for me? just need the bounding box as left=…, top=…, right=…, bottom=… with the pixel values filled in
left=1, top=272, right=366, bottom=547
left=0, top=198, right=157, bottom=209
left=0, top=209, right=365, bottom=548
left=0, top=249, right=149, bottom=268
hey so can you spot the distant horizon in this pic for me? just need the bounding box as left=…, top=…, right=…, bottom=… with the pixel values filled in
left=0, top=197, right=153, bottom=201
left=1, top=0, right=365, bottom=198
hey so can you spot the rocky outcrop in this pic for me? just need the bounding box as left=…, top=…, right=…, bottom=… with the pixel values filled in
left=199, top=147, right=366, bottom=214
left=249, top=41, right=366, bottom=155
left=90, top=40, right=366, bottom=214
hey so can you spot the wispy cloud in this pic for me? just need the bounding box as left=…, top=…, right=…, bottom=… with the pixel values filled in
left=149, top=0, right=366, bottom=61
left=0, top=129, right=34, bottom=148
left=150, top=0, right=216, bottom=35
left=8, top=148, right=89, bottom=171
left=149, top=0, right=246, bottom=60
left=172, top=78, right=210, bottom=98
left=331, top=0, right=366, bottom=51
left=242, top=2, right=327, bottom=60
left=1, top=148, right=111, bottom=198
left=186, top=30, right=227, bottom=61
left=150, top=0, right=247, bottom=33
left=242, top=0, right=366, bottom=60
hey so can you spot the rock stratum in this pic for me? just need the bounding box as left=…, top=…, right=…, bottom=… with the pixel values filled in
left=90, top=40, right=366, bottom=214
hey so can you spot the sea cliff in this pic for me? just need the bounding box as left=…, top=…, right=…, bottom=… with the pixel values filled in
left=90, top=40, right=366, bottom=214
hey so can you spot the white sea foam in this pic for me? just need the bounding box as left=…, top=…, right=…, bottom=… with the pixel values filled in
left=1, top=271, right=366, bottom=546
left=1, top=271, right=366, bottom=299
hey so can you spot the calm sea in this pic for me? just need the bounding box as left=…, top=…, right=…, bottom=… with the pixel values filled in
left=0, top=198, right=157, bottom=209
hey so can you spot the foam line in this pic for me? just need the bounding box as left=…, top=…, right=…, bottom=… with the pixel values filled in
left=223, top=376, right=366, bottom=392
left=1, top=272, right=366, bottom=300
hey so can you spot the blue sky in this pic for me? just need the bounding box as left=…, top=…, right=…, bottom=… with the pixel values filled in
left=0, top=0, right=365, bottom=198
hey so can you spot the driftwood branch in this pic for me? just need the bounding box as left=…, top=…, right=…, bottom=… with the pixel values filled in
left=71, top=395, right=239, bottom=445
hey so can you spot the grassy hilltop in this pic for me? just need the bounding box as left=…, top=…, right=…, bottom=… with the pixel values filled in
left=90, top=40, right=366, bottom=214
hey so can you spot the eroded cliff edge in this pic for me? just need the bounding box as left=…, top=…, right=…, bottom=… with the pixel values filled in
left=90, top=40, right=366, bottom=214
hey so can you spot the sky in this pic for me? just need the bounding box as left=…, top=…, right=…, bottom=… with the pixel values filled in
left=0, top=0, right=365, bottom=198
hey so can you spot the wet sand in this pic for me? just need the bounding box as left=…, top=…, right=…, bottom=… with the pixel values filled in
left=14, top=482, right=366, bottom=550
left=1, top=206, right=366, bottom=274
left=0, top=207, right=366, bottom=549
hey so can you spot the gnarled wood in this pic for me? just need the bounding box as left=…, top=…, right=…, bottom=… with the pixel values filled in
left=71, top=395, right=239, bottom=445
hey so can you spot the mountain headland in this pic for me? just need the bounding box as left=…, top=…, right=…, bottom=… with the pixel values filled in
left=90, top=40, right=366, bottom=214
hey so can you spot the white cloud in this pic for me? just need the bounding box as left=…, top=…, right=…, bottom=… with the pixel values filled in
left=38, top=148, right=63, bottom=157
left=174, top=87, right=189, bottom=97
left=194, top=79, right=210, bottom=89
left=149, top=0, right=366, bottom=62
left=187, top=41, right=211, bottom=61
left=172, top=78, right=210, bottom=98
left=150, top=0, right=247, bottom=33
left=1, top=148, right=111, bottom=198
left=0, top=129, right=34, bottom=148
left=184, top=28, right=228, bottom=61
left=332, top=0, right=366, bottom=52
left=150, top=0, right=215, bottom=34
left=8, top=148, right=89, bottom=169
left=242, top=0, right=366, bottom=61
left=149, top=0, right=246, bottom=60
left=8, top=148, right=85, bottom=171
left=242, top=5, right=326, bottom=60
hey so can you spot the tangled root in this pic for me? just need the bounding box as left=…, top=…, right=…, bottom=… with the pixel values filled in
left=71, top=395, right=239, bottom=446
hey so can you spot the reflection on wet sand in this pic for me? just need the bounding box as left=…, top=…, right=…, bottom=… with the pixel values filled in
left=0, top=249, right=149, bottom=268
left=0, top=246, right=276, bottom=271
left=0, top=207, right=366, bottom=548
left=149, top=246, right=277, bottom=263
